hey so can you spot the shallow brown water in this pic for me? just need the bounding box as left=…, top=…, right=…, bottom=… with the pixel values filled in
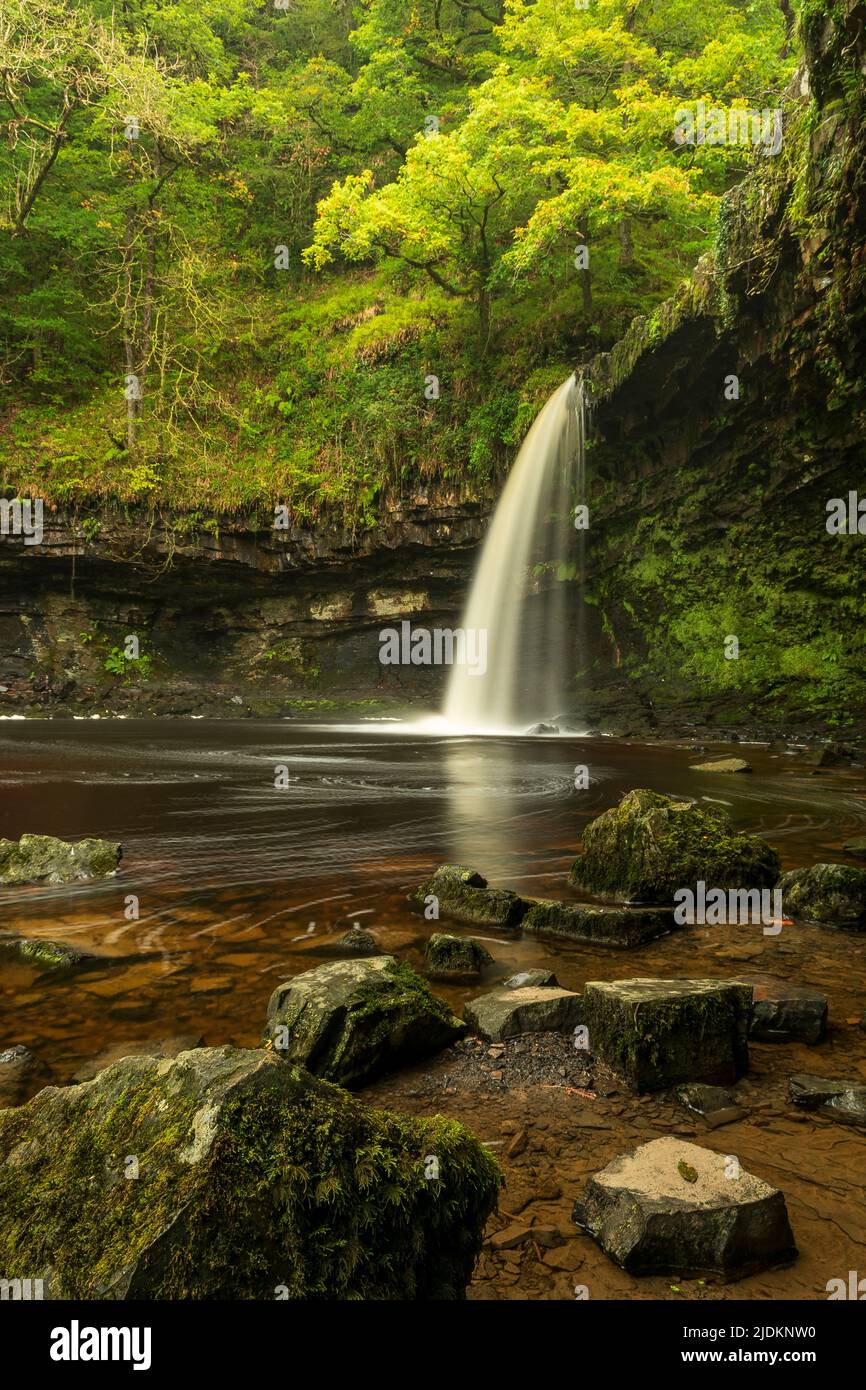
left=1, top=719, right=865, bottom=1300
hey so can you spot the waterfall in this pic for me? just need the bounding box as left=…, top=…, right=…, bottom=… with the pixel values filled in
left=442, top=374, right=590, bottom=734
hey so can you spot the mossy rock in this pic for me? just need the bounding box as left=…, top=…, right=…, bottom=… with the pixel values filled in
left=424, top=933, right=493, bottom=981
left=0, top=834, right=121, bottom=886
left=464, top=985, right=584, bottom=1043
left=264, top=956, right=465, bottom=1088
left=410, top=864, right=527, bottom=930
left=569, top=789, right=779, bottom=905
left=0, top=1046, right=500, bottom=1298
left=522, top=899, right=673, bottom=948
left=0, top=934, right=102, bottom=972
left=777, top=862, right=866, bottom=929
left=582, top=977, right=752, bottom=1093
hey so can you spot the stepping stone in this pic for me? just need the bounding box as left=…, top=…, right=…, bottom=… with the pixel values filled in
left=501, top=969, right=558, bottom=989
left=425, top=933, right=493, bottom=981
left=522, top=900, right=673, bottom=947
left=410, top=865, right=527, bottom=931
left=336, top=926, right=381, bottom=955
left=777, top=863, right=866, bottom=929
left=0, top=934, right=102, bottom=973
left=789, top=1074, right=866, bottom=1128
left=573, top=1136, right=797, bottom=1279
left=464, top=985, right=584, bottom=1043
left=676, top=1083, right=747, bottom=1128
left=736, top=975, right=827, bottom=1044
left=582, top=977, right=751, bottom=1092
left=690, top=758, right=752, bottom=773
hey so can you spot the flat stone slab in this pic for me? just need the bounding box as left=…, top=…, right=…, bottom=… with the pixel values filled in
left=501, top=969, right=558, bottom=989
left=522, top=900, right=673, bottom=948
left=690, top=758, right=752, bottom=773
left=777, top=863, right=866, bottom=930
left=464, top=986, right=584, bottom=1043
left=582, top=977, right=751, bottom=1093
left=735, top=975, right=828, bottom=1044
left=789, top=1074, right=866, bottom=1128
left=573, top=1136, right=797, bottom=1279
left=677, top=1083, right=747, bottom=1128
left=410, top=864, right=527, bottom=931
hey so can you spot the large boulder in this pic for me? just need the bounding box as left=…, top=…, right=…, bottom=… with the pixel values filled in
left=0, top=834, right=121, bottom=885
left=410, top=865, right=527, bottom=930
left=264, top=956, right=464, bottom=1087
left=569, top=790, right=779, bottom=904
left=522, top=899, right=673, bottom=947
left=464, top=985, right=584, bottom=1043
left=582, top=977, right=751, bottom=1092
left=777, top=863, right=866, bottom=930
left=424, top=933, right=493, bottom=981
left=0, top=1046, right=500, bottom=1298
left=573, top=1136, right=797, bottom=1278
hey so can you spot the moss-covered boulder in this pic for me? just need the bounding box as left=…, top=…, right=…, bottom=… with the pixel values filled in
left=777, top=863, right=866, bottom=930
left=582, top=977, right=752, bottom=1093
left=522, top=899, right=673, bottom=947
left=0, top=834, right=121, bottom=886
left=336, top=925, right=381, bottom=955
left=0, top=1046, right=500, bottom=1298
left=573, top=1137, right=797, bottom=1279
left=424, top=933, right=493, bottom=981
left=264, top=956, right=464, bottom=1088
left=410, top=865, right=528, bottom=930
left=569, top=790, right=779, bottom=904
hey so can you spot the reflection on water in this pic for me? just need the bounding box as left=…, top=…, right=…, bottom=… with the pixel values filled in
left=2, top=719, right=866, bottom=1081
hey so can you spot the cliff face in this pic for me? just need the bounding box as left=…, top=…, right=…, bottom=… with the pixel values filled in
left=1, top=4, right=864, bottom=730
left=578, top=0, right=866, bottom=736
left=0, top=490, right=489, bottom=716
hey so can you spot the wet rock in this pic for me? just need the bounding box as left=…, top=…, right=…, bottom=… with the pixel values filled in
left=464, top=985, right=584, bottom=1043
left=0, top=933, right=102, bottom=973
left=336, top=925, right=381, bottom=955
left=843, top=837, right=866, bottom=859
left=264, top=956, right=464, bottom=1088
left=410, top=864, right=527, bottom=931
left=737, top=976, right=828, bottom=1044
left=777, top=863, right=866, bottom=929
left=582, top=977, right=751, bottom=1093
left=424, top=932, right=493, bottom=981
left=573, top=1136, right=797, bottom=1279
left=690, top=758, right=752, bottom=773
left=789, top=1074, right=866, bottom=1128
left=522, top=899, right=673, bottom=948
left=0, top=1046, right=499, bottom=1298
left=676, top=1083, right=747, bottom=1128
left=804, top=743, right=857, bottom=769
left=0, top=833, right=121, bottom=886
left=525, top=723, right=558, bottom=736
left=0, top=1045, right=51, bottom=1108
left=502, top=969, right=558, bottom=989
left=569, top=789, right=779, bottom=904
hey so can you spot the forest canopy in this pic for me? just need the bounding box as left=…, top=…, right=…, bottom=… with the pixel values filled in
left=0, top=0, right=799, bottom=516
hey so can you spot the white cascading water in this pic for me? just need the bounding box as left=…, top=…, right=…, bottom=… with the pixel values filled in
left=442, top=374, right=590, bottom=733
